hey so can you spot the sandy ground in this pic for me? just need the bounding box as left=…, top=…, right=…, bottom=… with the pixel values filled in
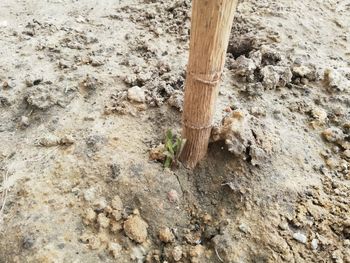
left=0, top=0, right=349, bottom=262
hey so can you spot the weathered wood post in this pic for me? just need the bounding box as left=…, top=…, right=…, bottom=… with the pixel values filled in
left=180, top=0, right=238, bottom=168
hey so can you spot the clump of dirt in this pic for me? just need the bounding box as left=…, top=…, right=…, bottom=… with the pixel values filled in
left=212, top=109, right=279, bottom=166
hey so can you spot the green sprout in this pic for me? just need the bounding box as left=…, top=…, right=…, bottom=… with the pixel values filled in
left=163, top=129, right=185, bottom=169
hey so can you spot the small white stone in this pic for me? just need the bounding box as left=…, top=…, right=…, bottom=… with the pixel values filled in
left=311, top=239, right=319, bottom=250
left=293, top=232, right=307, bottom=244
left=83, top=187, right=96, bottom=202
left=238, top=223, right=250, bottom=234
left=128, top=86, right=145, bottom=103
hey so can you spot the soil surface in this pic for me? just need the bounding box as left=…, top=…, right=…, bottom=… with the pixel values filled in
left=0, top=0, right=349, bottom=262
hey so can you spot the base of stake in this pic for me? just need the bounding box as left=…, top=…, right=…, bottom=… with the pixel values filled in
left=179, top=127, right=211, bottom=169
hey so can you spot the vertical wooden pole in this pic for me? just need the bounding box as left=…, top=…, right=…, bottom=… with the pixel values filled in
left=180, top=0, right=238, bottom=169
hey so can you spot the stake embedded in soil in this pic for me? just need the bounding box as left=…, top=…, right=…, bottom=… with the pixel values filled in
left=180, top=0, right=238, bottom=169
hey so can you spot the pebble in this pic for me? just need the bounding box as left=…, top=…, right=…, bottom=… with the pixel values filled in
left=293, top=232, right=307, bottom=244
left=168, top=91, right=183, bottom=111
left=311, top=238, right=319, bottom=250
left=238, top=223, right=250, bottom=234
left=130, top=245, right=146, bottom=262
left=292, top=65, right=314, bottom=79
left=110, top=221, right=123, bottom=233
left=83, top=208, right=97, bottom=225
left=344, top=239, right=350, bottom=247
left=81, top=75, right=98, bottom=90
left=19, top=116, right=30, bottom=129
left=124, top=215, right=148, bottom=243
left=108, top=242, right=122, bottom=258
left=128, top=86, right=145, bottom=103
left=189, top=245, right=205, bottom=263
left=2, top=80, right=15, bottom=89
left=343, top=149, right=350, bottom=158
left=278, top=222, right=289, bottom=230
left=112, top=209, right=123, bottom=221
left=83, top=187, right=96, bottom=202
left=97, top=213, right=110, bottom=228
left=158, top=227, right=175, bottom=243
left=172, top=246, right=182, bottom=262
left=322, top=127, right=344, bottom=143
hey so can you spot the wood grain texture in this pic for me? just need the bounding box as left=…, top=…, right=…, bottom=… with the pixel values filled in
left=180, top=0, right=238, bottom=169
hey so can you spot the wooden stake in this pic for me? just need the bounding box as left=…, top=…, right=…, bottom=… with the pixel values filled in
left=180, top=0, right=238, bottom=169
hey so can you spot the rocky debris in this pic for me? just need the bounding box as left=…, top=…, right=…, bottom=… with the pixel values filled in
left=292, top=64, right=317, bottom=82
left=25, top=83, right=74, bottom=110
left=230, top=55, right=258, bottom=82
left=130, top=245, right=147, bottom=262
left=250, top=106, right=267, bottom=117
left=168, top=91, right=183, bottom=111
left=230, top=48, right=296, bottom=94
left=60, top=32, right=98, bottom=50
left=172, top=246, right=183, bottom=262
left=19, top=116, right=30, bottom=129
left=260, top=65, right=292, bottom=90
left=212, top=110, right=278, bottom=165
left=238, top=223, right=250, bottom=234
left=322, top=127, right=344, bottom=143
left=146, top=249, right=161, bottom=262
left=324, top=68, right=350, bottom=93
left=310, top=106, right=328, bottom=127
left=104, top=92, right=137, bottom=115
left=124, top=213, right=148, bottom=243
left=108, top=242, right=122, bottom=259
left=97, top=213, right=110, bottom=228
left=80, top=75, right=98, bottom=90
left=34, top=134, right=74, bottom=147
left=149, top=144, right=166, bottom=162
left=293, top=232, right=307, bottom=244
left=189, top=245, right=205, bottom=263
left=83, top=187, right=97, bottom=202
left=311, top=239, right=319, bottom=250
left=158, top=227, right=175, bottom=243
left=110, top=221, right=123, bottom=233
left=83, top=208, right=97, bottom=225
left=93, top=198, right=108, bottom=211
left=116, top=0, right=191, bottom=41
left=58, top=59, right=73, bottom=69
left=128, top=86, right=146, bottom=103
left=343, top=149, right=350, bottom=159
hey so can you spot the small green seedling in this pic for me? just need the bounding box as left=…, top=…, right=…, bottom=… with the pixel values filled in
left=164, top=129, right=185, bottom=169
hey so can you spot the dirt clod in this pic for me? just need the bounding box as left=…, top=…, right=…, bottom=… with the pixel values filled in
left=124, top=215, right=148, bottom=243
left=158, top=227, right=175, bottom=243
